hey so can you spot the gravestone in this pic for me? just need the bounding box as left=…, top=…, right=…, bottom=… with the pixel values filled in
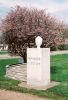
left=27, top=36, right=50, bottom=86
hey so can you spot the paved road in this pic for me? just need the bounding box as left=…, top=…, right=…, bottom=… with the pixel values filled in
left=0, top=50, right=68, bottom=59
left=51, top=50, right=68, bottom=55
left=0, top=54, right=20, bottom=59
left=0, top=89, right=50, bottom=100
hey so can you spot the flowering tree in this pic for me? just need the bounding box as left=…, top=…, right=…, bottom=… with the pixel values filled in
left=1, top=6, right=64, bottom=62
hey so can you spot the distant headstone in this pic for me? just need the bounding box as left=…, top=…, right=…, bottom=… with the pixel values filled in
left=27, top=36, right=50, bottom=86
left=5, top=45, right=8, bottom=50
left=19, top=57, right=24, bottom=64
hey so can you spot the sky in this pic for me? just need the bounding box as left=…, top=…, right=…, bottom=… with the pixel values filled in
left=0, top=0, right=68, bottom=23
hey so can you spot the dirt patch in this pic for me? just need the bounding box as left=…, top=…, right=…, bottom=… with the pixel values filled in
left=0, top=89, right=50, bottom=100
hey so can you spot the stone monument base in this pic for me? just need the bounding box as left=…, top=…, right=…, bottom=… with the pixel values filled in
left=27, top=48, right=50, bottom=86
left=19, top=81, right=60, bottom=90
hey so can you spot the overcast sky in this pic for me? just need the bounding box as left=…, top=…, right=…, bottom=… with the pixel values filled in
left=0, top=0, right=68, bottom=23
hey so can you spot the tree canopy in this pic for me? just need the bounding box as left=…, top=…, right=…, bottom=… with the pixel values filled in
left=1, top=6, right=64, bottom=62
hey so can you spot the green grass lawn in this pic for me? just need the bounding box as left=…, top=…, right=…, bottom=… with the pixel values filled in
left=0, top=54, right=68, bottom=100
left=0, top=50, right=8, bottom=54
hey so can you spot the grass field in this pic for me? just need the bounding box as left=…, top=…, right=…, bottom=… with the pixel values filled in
left=0, top=54, right=68, bottom=100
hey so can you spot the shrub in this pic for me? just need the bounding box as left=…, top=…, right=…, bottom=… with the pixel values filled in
left=58, top=44, right=68, bottom=50
left=50, top=46, right=57, bottom=51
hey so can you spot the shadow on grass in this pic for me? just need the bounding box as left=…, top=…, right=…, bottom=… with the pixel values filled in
left=51, top=66, right=57, bottom=74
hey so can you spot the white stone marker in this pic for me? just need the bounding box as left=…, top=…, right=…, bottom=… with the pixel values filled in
left=27, top=36, right=50, bottom=86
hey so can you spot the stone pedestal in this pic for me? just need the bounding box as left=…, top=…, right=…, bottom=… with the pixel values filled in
left=27, top=48, right=50, bottom=86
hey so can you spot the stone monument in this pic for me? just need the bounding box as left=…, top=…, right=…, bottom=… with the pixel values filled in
left=27, top=36, right=50, bottom=86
